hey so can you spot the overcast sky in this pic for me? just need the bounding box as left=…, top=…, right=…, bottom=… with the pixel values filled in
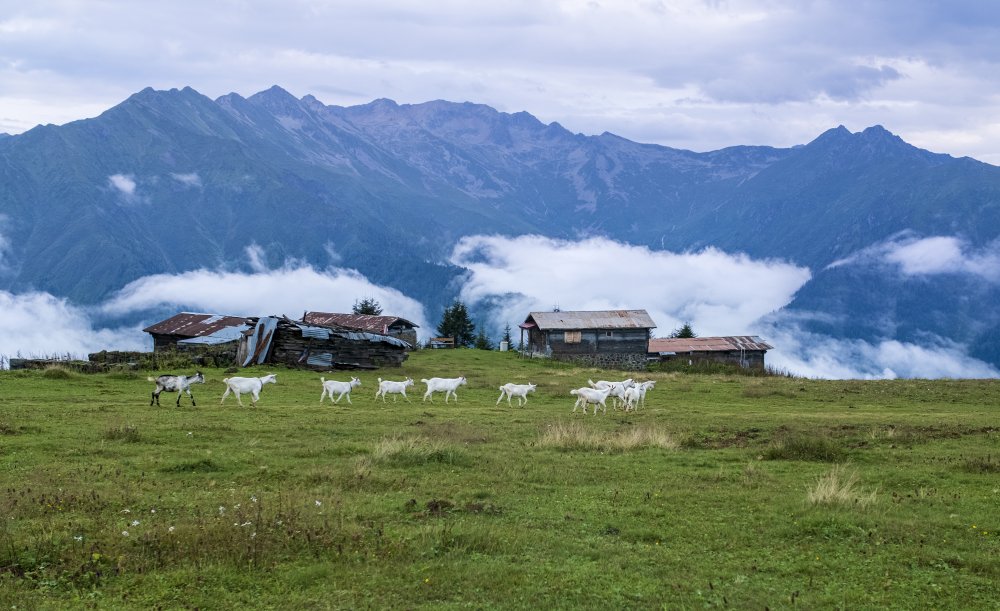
left=3, top=1, right=1000, bottom=163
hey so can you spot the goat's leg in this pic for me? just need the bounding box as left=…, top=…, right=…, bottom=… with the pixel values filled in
left=221, top=387, right=231, bottom=404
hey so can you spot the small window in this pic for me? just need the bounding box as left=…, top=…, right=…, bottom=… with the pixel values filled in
left=565, top=331, right=582, bottom=344
left=605, top=331, right=613, bottom=337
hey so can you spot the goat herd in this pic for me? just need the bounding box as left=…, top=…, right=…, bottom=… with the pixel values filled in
left=149, top=371, right=656, bottom=414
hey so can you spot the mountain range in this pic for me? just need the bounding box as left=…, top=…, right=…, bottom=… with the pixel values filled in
left=1, top=86, right=999, bottom=371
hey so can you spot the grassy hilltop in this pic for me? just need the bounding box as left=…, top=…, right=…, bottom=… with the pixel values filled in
left=1, top=349, right=998, bottom=608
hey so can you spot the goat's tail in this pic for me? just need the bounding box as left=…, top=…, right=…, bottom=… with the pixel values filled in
left=420, top=378, right=430, bottom=383
left=320, top=376, right=326, bottom=383
left=146, top=376, right=156, bottom=382
left=377, top=377, right=383, bottom=383
left=222, top=377, right=230, bottom=384
left=587, top=379, right=597, bottom=388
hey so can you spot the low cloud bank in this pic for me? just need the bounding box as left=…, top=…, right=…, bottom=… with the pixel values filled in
left=757, top=318, right=1000, bottom=380
left=830, top=233, right=1000, bottom=281
left=451, top=234, right=811, bottom=337
left=3, top=234, right=997, bottom=379
left=102, top=263, right=429, bottom=331
left=0, top=291, right=146, bottom=361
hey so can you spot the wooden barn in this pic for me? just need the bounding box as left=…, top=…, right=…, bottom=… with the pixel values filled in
left=142, top=312, right=249, bottom=352
left=239, top=316, right=411, bottom=370
left=519, top=309, right=656, bottom=370
left=648, top=336, right=773, bottom=370
left=301, top=311, right=419, bottom=347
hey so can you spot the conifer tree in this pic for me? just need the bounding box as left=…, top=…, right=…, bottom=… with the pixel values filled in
left=352, top=297, right=383, bottom=315
left=437, top=301, right=476, bottom=347
left=670, top=322, right=697, bottom=338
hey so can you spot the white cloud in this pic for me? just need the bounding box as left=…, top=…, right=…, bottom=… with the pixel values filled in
left=169, top=172, right=201, bottom=188
left=102, top=256, right=432, bottom=337
left=757, top=319, right=1000, bottom=380
left=830, top=233, right=1000, bottom=281
left=0, top=291, right=146, bottom=362
left=450, top=233, right=810, bottom=337
left=107, top=173, right=136, bottom=197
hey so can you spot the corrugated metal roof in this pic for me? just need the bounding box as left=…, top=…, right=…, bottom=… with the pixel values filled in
left=302, top=312, right=419, bottom=334
left=177, top=324, right=250, bottom=345
left=143, top=312, right=248, bottom=338
left=525, top=310, right=656, bottom=331
left=648, top=336, right=773, bottom=353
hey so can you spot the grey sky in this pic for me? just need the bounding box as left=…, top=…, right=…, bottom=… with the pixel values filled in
left=3, top=0, right=1000, bottom=163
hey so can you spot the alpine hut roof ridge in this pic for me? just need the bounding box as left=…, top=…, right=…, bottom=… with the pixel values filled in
left=524, top=309, right=656, bottom=330
left=301, top=311, right=419, bottom=334
left=648, top=336, right=773, bottom=353
left=142, top=312, right=248, bottom=338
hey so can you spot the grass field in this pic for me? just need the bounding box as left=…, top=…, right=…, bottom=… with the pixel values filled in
left=1, top=349, right=998, bottom=609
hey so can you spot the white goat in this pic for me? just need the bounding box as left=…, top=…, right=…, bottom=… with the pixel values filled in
left=421, top=376, right=467, bottom=403
left=221, top=374, right=277, bottom=407
left=496, top=382, right=536, bottom=407
left=375, top=377, right=414, bottom=402
left=149, top=371, right=205, bottom=407
left=588, top=378, right=633, bottom=409
left=320, top=376, right=361, bottom=405
left=570, top=385, right=613, bottom=415
left=623, top=380, right=656, bottom=411
left=588, top=378, right=635, bottom=390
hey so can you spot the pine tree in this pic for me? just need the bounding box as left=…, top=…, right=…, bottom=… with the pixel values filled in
left=352, top=297, right=383, bottom=315
left=670, top=322, right=697, bottom=338
left=474, top=322, right=494, bottom=350
left=501, top=323, right=513, bottom=348
left=437, top=301, right=476, bottom=347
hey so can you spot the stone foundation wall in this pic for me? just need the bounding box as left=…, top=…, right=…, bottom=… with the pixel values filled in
left=554, top=352, right=648, bottom=371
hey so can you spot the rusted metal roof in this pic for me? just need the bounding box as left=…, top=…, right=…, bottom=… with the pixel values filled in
left=302, top=312, right=419, bottom=334
left=143, top=312, right=248, bottom=338
left=177, top=324, right=250, bottom=345
left=648, top=336, right=773, bottom=353
left=525, top=310, right=656, bottom=331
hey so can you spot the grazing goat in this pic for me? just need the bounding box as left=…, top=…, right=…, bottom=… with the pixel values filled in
left=570, top=385, right=613, bottom=415
left=623, top=380, right=656, bottom=411
left=588, top=378, right=633, bottom=409
left=496, top=382, right=536, bottom=407
left=149, top=371, right=205, bottom=407
left=375, top=377, right=414, bottom=402
left=319, top=376, right=361, bottom=405
left=421, top=376, right=467, bottom=403
left=221, top=374, right=277, bottom=407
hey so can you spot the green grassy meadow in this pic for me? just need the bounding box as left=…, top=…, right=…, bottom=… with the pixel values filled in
left=1, top=349, right=998, bottom=609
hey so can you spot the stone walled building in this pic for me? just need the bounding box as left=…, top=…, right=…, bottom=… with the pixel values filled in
left=648, top=336, right=773, bottom=370
left=519, top=309, right=656, bottom=370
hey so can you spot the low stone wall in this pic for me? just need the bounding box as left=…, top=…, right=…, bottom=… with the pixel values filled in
left=554, top=352, right=648, bottom=371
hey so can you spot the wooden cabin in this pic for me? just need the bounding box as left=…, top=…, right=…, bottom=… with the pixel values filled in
left=648, top=336, right=773, bottom=370
left=519, top=309, right=656, bottom=370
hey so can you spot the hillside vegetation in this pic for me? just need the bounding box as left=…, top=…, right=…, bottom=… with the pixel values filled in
left=1, top=350, right=998, bottom=608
